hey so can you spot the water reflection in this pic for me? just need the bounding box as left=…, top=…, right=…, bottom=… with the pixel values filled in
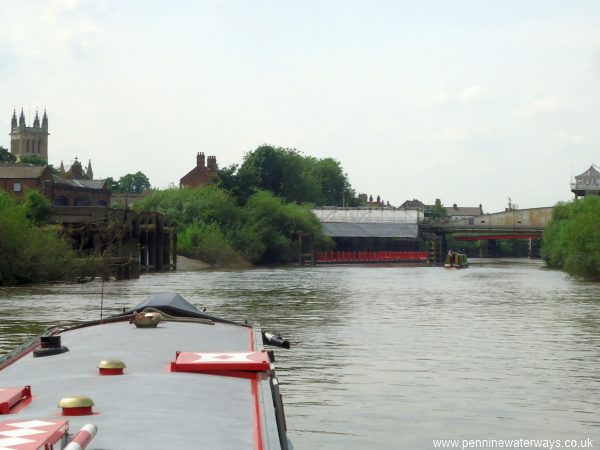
left=1, top=262, right=600, bottom=448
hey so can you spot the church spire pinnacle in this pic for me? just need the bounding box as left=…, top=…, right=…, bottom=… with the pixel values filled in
left=18, top=108, right=25, bottom=128
left=33, top=110, right=40, bottom=128
left=11, top=109, right=17, bottom=129
left=42, top=109, right=48, bottom=131
left=86, top=159, right=93, bottom=180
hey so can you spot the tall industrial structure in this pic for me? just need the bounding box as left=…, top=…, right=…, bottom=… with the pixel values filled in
left=9, top=108, right=49, bottom=162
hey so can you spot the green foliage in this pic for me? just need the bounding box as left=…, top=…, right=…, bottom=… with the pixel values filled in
left=541, top=197, right=600, bottom=280
left=110, top=171, right=151, bottom=193
left=17, top=155, right=59, bottom=174
left=137, top=185, right=240, bottom=228
left=0, top=146, right=16, bottom=163
left=138, top=185, right=332, bottom=265
left=178, top=223, right=240, bottom=265
left=426, top=199, right=448, bottom=221
left=0, top=192, right=81, bottom=285
left=498, top=239, right=530, bottom=257
left=445, top=235, right=480, bottom=256
left=20, top=155, right=48, bottom=166
left=216, top=145, right=356, bottom=206
left=22, top=190, right=52, bottom=225
left=104, top=177, right=120, bottom=192
left=244, top=190, right=325, bottom=263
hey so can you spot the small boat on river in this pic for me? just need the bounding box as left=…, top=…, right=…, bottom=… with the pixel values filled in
left=0, top=293, right=292, bottom=449
left=444, top=251, right=469, bottom=269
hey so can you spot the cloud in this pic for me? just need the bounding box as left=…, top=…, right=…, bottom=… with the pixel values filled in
left=518, top=96, right=562, bottom=118
left=555, top=131, right=587, bottom=145
left=459, top=85, right=486, bottom=103
left=440, top=127, right=468, bottom=144
left=417, top=90, right=451, bottom=108
left=0, top=2, right=101, bottom=61
left=417, top=85, right=488, bottom=108
left=49, top=0, right=83, bottom=10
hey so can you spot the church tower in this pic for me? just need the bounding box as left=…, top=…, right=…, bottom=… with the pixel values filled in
left=10, top=108, right=49, bottom=162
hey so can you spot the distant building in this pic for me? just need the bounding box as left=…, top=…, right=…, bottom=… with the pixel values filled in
left=59, top=157, right=94, bottom=181
left=3, top=110, right=109, bottom=206
left=9, top=109, right=49, bottom=162
left=571, top=164, right=600, bottom=198
left=51, top=176, right=110, bottom=206
left=0, top=163, right=110, bottom=206
left=400, top=199, right=425, bottom=210
left=445, top=203, right=483, bottom=221
left=0, top=164, right=53, bottom=197
left=358, top=193, right=391, bottom=208
left=180, top=152, right=217, bottom=188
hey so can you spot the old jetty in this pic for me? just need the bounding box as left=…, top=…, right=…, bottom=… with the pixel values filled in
left=50, top=206, right=177, bottom=280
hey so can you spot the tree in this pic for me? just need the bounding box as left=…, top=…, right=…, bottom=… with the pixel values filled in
left=18, top=155, right=59, bottom=175
left=0, top=191, right=80, bottom=285
left=217, top=144, right=356, bottom=206
left=104, top=177, right=120, bottom=192
left=22, top=190, right=52, bottom=225
left=314, top=157, right=355, bottom=206
left=137, top=185, right=331, bottom=265
left=0, top=146, right=16, bottom=163
left=20, top=155, right=48, bottom=166
left=111, top=172, right=151, bottom=193
left=541, top=197, right=600, bottom=280
left=427, top=199, right=448, bottom=221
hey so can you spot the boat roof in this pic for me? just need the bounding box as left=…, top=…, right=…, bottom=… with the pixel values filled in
left=0, top=295, right=285, bottom=449
left=121, top=292, right=240, bottom=325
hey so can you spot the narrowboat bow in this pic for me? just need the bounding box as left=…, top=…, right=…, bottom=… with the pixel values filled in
left=0, top=293, right=292, bottom=449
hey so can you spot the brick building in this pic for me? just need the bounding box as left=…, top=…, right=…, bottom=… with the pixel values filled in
left=0, top=164, right=53, bottom=197
left=0, top=163, right=110, bottom=206
left=180, top=152, right=217, bottom=188
left=51, top=176, right=110, bottom=206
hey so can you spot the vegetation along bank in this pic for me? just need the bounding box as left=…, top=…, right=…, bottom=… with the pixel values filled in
left=541, top=196, right=600, bottom=281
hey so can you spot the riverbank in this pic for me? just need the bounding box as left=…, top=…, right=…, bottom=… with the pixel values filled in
left=176, top=255, right=212, bottom=271
left=176, top=254, right=251, bottom=271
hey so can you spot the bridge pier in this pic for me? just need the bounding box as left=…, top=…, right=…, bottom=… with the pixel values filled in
left=480, top=239, right=500, bottom=257
left=427, top=235, right=447, bottom=264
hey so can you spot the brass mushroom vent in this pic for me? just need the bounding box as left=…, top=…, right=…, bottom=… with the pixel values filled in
left=130, top=312, right=163, bottom=328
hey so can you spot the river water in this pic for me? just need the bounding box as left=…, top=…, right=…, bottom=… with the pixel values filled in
left=1, top=260, right=599, bottom=449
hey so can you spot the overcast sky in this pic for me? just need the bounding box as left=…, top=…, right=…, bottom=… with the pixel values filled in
left=1, top=0, right=599, bottom=212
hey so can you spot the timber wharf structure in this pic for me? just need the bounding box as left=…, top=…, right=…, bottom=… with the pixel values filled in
left=51, top=207, right=177, bottom=280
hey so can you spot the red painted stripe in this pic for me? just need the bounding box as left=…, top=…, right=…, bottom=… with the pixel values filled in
left=65, top=424, right=97, bottom=450
left=70, top=430, right=92, bottom=447
left=251, top=375, right=264, bottom=450
left=315, top=250, right=430, bottom=263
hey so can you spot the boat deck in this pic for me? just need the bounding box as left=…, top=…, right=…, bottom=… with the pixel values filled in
left=0, top=319, right=282, bottom=449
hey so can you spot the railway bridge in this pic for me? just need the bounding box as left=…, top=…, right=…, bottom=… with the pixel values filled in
left=313, top=206, right=554, bottom=263
left=421, top=207, right=553, bottom=259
